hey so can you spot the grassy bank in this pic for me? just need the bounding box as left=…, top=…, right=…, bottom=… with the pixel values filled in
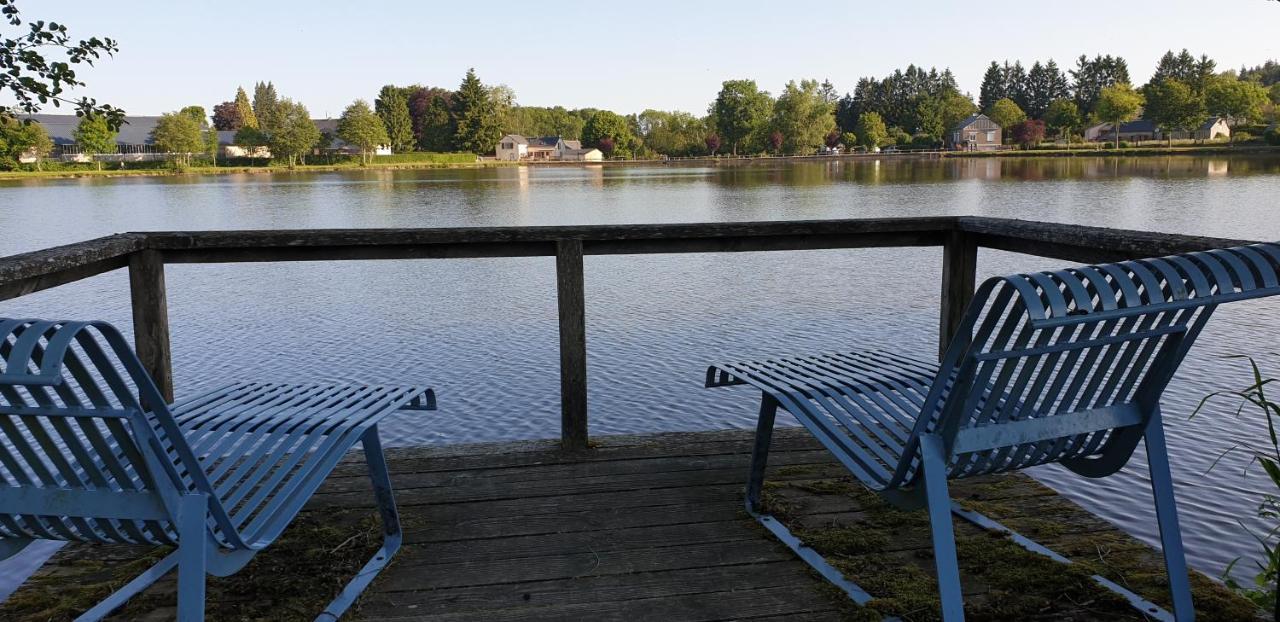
left=0, top=152, right=512, bottom=181
left=944, top=144, right=1280, bottom=158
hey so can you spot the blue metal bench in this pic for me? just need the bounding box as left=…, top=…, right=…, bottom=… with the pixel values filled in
left=707, top=242, right=1280, bottom=621
left=0, top=319, right=435, bottom=621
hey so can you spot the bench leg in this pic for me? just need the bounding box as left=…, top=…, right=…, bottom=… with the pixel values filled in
left=317, top=425, right=403, bottom=621
left=1144, top=411, right=1195, bottom=621
left=920, top=434, right=965, bottom=621
left=745, top=395, right=778, bottom=511
left=176, top=493, right=209, bottom=622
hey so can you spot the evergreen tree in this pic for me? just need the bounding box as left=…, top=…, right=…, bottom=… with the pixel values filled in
left=450, top=68, right=502, bottom=154
left=338, top=99, right=390, bottom=164
left=1071, top=55, right=1130, bottom=117
left=979, top=62, right=1006, bottom=112
left=1024, top=60, right=1071, bottom=119
left=234, top=87, right=258, bottom=129
left=72, top=114, right=118, bottom=170
left=375, top=85, right=415, bottom=153
left=253, top=81, right=279, bottom=132
left=1003, top=61, right=1029, bottom=112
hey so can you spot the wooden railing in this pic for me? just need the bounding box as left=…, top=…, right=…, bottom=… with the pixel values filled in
left=0, top=217, right=1254, bottom=451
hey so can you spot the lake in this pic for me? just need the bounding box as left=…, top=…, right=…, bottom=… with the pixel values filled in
left=2, top=155, right=1279, bottom=594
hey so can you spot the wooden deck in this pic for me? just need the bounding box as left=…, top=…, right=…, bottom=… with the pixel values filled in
left=0, top=428, right=1260, bottom=621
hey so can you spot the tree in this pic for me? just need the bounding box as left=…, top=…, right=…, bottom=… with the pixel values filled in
left=582, top=110, right=637, bottom=158
left=986, top=98, right=1026, bottom=132
left=72, top=113, right=117, bottom=170
left=337, top=99, right=389, bottom=164
left=711, top=79, right=773, bottom=155
left=205, top=126, right=219, bottom=165
left=451, top=68, right=502, bottom=154
left=978, top=62, right=1007, bottom=113
left=375, top=85, right=414, bottom=153
left=253, top=81, right=278, bottom=132
left=1009, top=119, right=1046, bottom=149
left=408, top=87, right=455, bottom=152
left=1144, top=79, right=1206, bottom=147
left=854, top=112, right=888, bottom=150
left=770, top=79, right=835, bottom=154
left=0, top=0, right=124, bottom=127
left=179, top=106, right=207, bottom=126
left=267, top=98, right=320, bottom=166
left=1024, top=60, right=1070, bottom=119
left=25, top=119, right=50, bottom=170
left=1071, top=54, right=1130, bottom=117
left=234, top=87, right=257, bottom=129
left=0, top=115, right=48, bottom=169
left=1270, top=83, right=1280, bottom=105
left=150, top=111, right=204, bottom=166
left=704, top=133, right=720, bottom=155
left=1095, top=83, right=1144, bottom=148
left=824, top=130, right=842, bottom=149
left=233, top=126, right=268, bottom=156
left=1206, top=79, right=1270, bottom=142
left=1045, top=99, right=1082, bottom=145
left=767, top=130, right=783, bottom=154
left=212, top=101, right=241, bottom=131
left=636, top=110, right=707, bottom=157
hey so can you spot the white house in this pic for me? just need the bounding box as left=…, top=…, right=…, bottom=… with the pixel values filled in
left=496, top=134, right=529, bottom=160
left=496, top=135, right=599, bottom=161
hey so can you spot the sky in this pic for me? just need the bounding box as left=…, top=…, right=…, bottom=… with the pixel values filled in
left=7, top=0, right=1280, bottom=118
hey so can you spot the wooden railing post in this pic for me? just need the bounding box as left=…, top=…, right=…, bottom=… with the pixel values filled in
left=128, top=249, right=174, bottom=403
left=939, top=230, right=977, bottom=359
left=555, top=239, right=589, bottom=451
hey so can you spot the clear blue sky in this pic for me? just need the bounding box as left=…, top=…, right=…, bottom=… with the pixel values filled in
left=10, top=0, right=1280, bottom=117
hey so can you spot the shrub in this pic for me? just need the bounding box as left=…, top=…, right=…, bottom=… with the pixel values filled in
left=1232, top=131, right=1254, bottom=143
left=1266, top=127, right=1280, bottom=146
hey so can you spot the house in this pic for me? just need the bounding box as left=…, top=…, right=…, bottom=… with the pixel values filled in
left=495, top=135, right=594, bottom=161
left=947, top=114, right=1001, bottom=151
left=560, top=147, right=604, bottom=162
left=1168, top=117, right=1230, bottom=141
left=312, top=119, right=392, bottom=156
left=1084, top=120, right=1158, bottom=143
left=20, top=114, right=177, bottom=162
left=496, top=134, right=529, bottom=160
left=1083, top=122, right=1111, bottom=142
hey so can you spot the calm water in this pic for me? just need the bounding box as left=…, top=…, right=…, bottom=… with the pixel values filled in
left=1, top=156, right=1279, bottom=595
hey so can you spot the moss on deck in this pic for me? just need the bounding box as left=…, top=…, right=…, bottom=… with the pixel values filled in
left=760, top=473, right=1261, bottom=621
left=0, top=430, right=1263, bottom=621
left=0, top=509, right=382, bottom=621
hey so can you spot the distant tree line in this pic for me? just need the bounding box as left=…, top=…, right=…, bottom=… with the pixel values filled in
left=3, top=49, right=1280, bottom=172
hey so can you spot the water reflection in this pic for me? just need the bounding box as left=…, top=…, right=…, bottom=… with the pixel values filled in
left=0, top=156, right=1278, bottom=587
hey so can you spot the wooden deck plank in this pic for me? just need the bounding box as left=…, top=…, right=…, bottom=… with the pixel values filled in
left=0, top=428, right=1259, bottom=621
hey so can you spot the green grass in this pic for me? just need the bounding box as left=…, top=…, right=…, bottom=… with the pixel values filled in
left=0, top=152, right=506, bottom=180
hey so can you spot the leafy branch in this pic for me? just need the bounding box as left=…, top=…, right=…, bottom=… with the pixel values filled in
left=0, top=0, right=123, bottom=128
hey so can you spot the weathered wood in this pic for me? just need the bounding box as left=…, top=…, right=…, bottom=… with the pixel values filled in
left=957, top=216, right=1253, bottom=264
left=556, top=239, right=589, bottom=452
left=939, top=229, right=977, bottom=358
left=5, top=429, right=1258, bottom=622
left=128, top=249, right=173, bottom=403
left=0, top=234, right=143, bottom=302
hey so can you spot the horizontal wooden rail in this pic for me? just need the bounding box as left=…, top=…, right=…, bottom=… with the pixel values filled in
left=0, top=217, right=1264, bottom=451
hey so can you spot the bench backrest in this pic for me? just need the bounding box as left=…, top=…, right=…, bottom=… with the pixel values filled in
left=889, top=243, right=1280, bottom=486
left=0, top=319, right=231, bottom=546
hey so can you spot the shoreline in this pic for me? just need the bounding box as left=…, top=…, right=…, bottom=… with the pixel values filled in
left=1, top=144, right=1277, bottom=181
